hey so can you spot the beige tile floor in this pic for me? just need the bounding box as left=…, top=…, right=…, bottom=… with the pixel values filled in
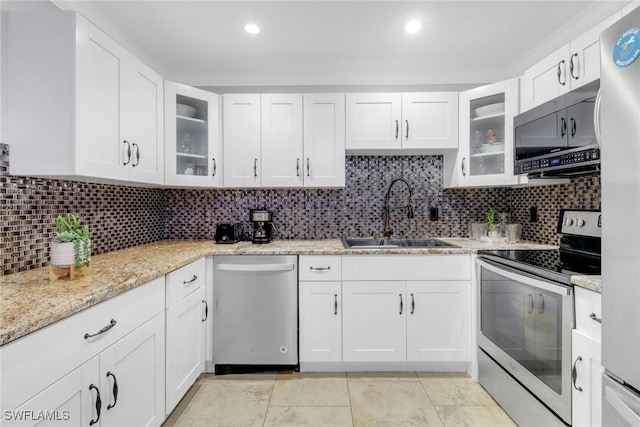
left=163, top=371, right=516, bottom=427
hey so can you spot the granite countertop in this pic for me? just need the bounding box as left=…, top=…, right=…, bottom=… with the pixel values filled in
left=571, top=275, right=602, bottom=293
left=0, top=238, right=560, bottom=346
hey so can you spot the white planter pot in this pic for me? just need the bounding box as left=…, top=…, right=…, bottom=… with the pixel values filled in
left=50, top=241, right=75, bottom=266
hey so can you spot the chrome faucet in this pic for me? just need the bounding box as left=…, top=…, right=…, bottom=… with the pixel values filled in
left=383, top=178, right=415, bottom=238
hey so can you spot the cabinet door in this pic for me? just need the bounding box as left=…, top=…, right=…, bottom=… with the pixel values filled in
left=521, top=44, right=571, bottom=112
left=165, top=82, right=221, bottom=187
left=303, top=94, right=346, bottom=187
left=299, top=281, right=342, bottom=363
left=75, top=16, right=122, bottom=180
left=223, top=94, right=261, bottom=187
left=261, top=94, right=303, bottom=187
left=401, top=92, right=458, bottom=149
left=345, top=93, right=401, bottom=150
left=406, top=281, right=470, bottom=362
left=121, top=56, right=164, bottom=185
left=565, top=101, right=596, bottom=148
left=342, top=281, right=406, bottom=362
left=6, top=367, right=87, bottom=427
left=166, top=287, right=206, bottom=415
left=99, top=313, right=165, bottom=427
left=572, top=330, right=604, bottom=427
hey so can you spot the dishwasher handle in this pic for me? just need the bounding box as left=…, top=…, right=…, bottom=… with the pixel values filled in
left=215, top=263, right=295, bottom=272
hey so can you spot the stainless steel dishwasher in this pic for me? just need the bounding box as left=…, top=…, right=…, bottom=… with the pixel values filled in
left=212, top=255, right=298, bottom=368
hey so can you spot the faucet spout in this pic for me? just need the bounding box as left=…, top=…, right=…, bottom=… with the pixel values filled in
left=383, top=178, right=414, bottom=238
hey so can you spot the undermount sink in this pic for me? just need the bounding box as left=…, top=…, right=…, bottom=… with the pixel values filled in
left=341, top=237, right=458, bottom=249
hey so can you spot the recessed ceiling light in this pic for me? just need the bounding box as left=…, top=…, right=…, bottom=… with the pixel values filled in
left=405, top=20, right=422, bottom=34
left=244, top=23, right=260, bottom=35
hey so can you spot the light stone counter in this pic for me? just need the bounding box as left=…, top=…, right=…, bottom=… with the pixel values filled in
left=571, top=275, right=602, bottom=293
left=1, top=238, right=557, bottom=346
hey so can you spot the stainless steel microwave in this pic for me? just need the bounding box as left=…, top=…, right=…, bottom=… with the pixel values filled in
left=514, top=80, right=600, bottom=178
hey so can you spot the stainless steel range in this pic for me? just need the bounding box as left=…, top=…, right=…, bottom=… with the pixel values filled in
left=477, top=209, right=601, bottom=427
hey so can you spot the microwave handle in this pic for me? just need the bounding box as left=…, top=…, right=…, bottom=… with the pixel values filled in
left=476, top=258, right=572, bottom=296
left=594, top=89, right=602, bottom=148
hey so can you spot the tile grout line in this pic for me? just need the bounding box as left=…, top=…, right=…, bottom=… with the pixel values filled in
left=261, top=374, right=278, bottom=427
left=415, top=373, right=449, bottom=427
left=345, top=373, right=356, bottom=427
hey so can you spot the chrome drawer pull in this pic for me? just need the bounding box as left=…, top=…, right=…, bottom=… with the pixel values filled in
left=310, top=266, right=331, bottom=271
left=84, top=319, right=117, bottom=339
left=572, top=356, right=583, bottom=392
left=183, top=275, right=198, bottom=285
left=589, top=313, right=602, bottom=323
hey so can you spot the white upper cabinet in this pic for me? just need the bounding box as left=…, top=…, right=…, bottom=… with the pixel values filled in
left=165, top=82, right=221, bottom=187
left=346, top=92, right=458, bottom=152
left=261, top=94, right=304, bottom=187
left=222, top=94, right=262, bottom=187
left=303, top=94, right=346, bottom=187
left=521, top=10, right=622, bottom=112
left=5, top=11, right=164, bottom=185
left=223, top=93, right=345, bottom=188
left=444, top=78, right=521, bottom=188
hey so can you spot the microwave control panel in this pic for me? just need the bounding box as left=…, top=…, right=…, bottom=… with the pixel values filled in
left=520, top=148, right=600, bottom=173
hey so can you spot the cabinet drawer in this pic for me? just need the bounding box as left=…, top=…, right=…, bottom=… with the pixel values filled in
left=0, top=313, right=83, bottom=412
left=299, top=256, right=342, bottom=281
left=575, top=286, right=602, bottom=341
left=166, top=258, right=206, bottom=306
left=342, top=255, right=470, bottom=281
left=82, top=276, right=164, bottom=361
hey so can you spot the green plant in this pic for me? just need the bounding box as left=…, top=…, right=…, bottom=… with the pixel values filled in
left=53, top=214, right=91, bottom=267
left=485, top=207, right=500, bottom=232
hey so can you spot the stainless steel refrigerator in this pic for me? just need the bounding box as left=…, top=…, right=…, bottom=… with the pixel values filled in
left=600, top=6, right=640, bottom=426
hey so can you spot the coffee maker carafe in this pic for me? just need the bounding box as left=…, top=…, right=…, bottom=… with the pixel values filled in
left=250, top=209, right=274, bottom=244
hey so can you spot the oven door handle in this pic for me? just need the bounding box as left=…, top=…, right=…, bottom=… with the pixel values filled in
left=476, top=258, right=572, bottom=296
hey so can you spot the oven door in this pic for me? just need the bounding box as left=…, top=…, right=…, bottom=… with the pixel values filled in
left=477, top=258, right=574, bottom=424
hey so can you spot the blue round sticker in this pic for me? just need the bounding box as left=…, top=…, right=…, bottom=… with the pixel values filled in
left=613, top=27, right=640, bottom=67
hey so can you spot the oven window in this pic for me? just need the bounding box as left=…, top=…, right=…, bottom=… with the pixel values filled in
left=480, top=267, right=563, bottom=394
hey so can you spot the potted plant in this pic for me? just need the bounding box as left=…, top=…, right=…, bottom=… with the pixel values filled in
left=50, top=214, right=91, bottom=268
left=485, top=207, right=502, bottom=242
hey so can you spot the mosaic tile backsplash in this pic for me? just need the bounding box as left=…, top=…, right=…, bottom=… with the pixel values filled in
left=1, top=142, right=601, bottom=275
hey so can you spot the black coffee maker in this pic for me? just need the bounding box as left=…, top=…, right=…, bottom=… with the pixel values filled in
left=250, top=209, right=274, bottom=244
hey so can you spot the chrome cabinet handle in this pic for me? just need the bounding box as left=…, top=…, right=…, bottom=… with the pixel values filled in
left=539, top=294, right=545, bottom=314
left=561, top=117, right=567, bottom=138
left=589, top=313, right=602, bottom=323
left=183, top=275, right=198, bottom=285
left=123, top=140, right=131, bottom=165
left=594, top=89, right=602, bottom=147
left=212, top=158, right=217, bottom=177
left=106, top=371, right=118, bottom=410
left=296, top=158, right=300, bottom=177
left=85, top=319, right=117, bottom=339
left=405, top=120, right=409, bottom=140
left=334, top=294, right=338, bottom=315
left=557, top=60, right=566, bottom=85
left=571, top=117, right=577, bottom=137
left=132, top=142, right=140, bottom=167
left=528, top=294, right=534, bottom=314
left=572, top=356, right=583, bottom=391
left=306, top=158, right=310, bottom=177
left=461, top=157, right=466, bottom=176
left=310, top=266, right=331, bottom=271
left=254, top=158, right=258, bottom=178
left=399, top=293, right=403, bottom=315
left=202, top=300, right=208, bottom=322
left=395, top=120, right=399, bottom=139
left=89, top=384, right=102, bottom=425
left=569, top=53, right=579, bottom=80
left=410, top=293, right=415, bottom=315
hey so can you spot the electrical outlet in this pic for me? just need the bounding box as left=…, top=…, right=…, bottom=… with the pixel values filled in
left=530, top=206, right=538, bottom=222
left=429, top=207, right=439, bottom=221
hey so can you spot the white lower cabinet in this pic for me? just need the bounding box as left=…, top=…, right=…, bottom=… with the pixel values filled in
left=299, top=281, right=342, bottom=362
left=342, top=280, right=470, bottom=363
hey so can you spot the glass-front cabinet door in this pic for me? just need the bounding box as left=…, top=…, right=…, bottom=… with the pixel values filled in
left=164, top=81, right=221, bottom=187
left=445, top=78, right=524, bottom=187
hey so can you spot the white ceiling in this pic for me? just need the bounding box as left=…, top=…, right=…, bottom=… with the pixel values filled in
left=51, top=1, right=630, bottom=88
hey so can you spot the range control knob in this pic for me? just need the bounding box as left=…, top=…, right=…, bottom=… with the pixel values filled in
left=565, top=218, right=574, bottom=226
left=576, top=218, right=586, bottom=227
